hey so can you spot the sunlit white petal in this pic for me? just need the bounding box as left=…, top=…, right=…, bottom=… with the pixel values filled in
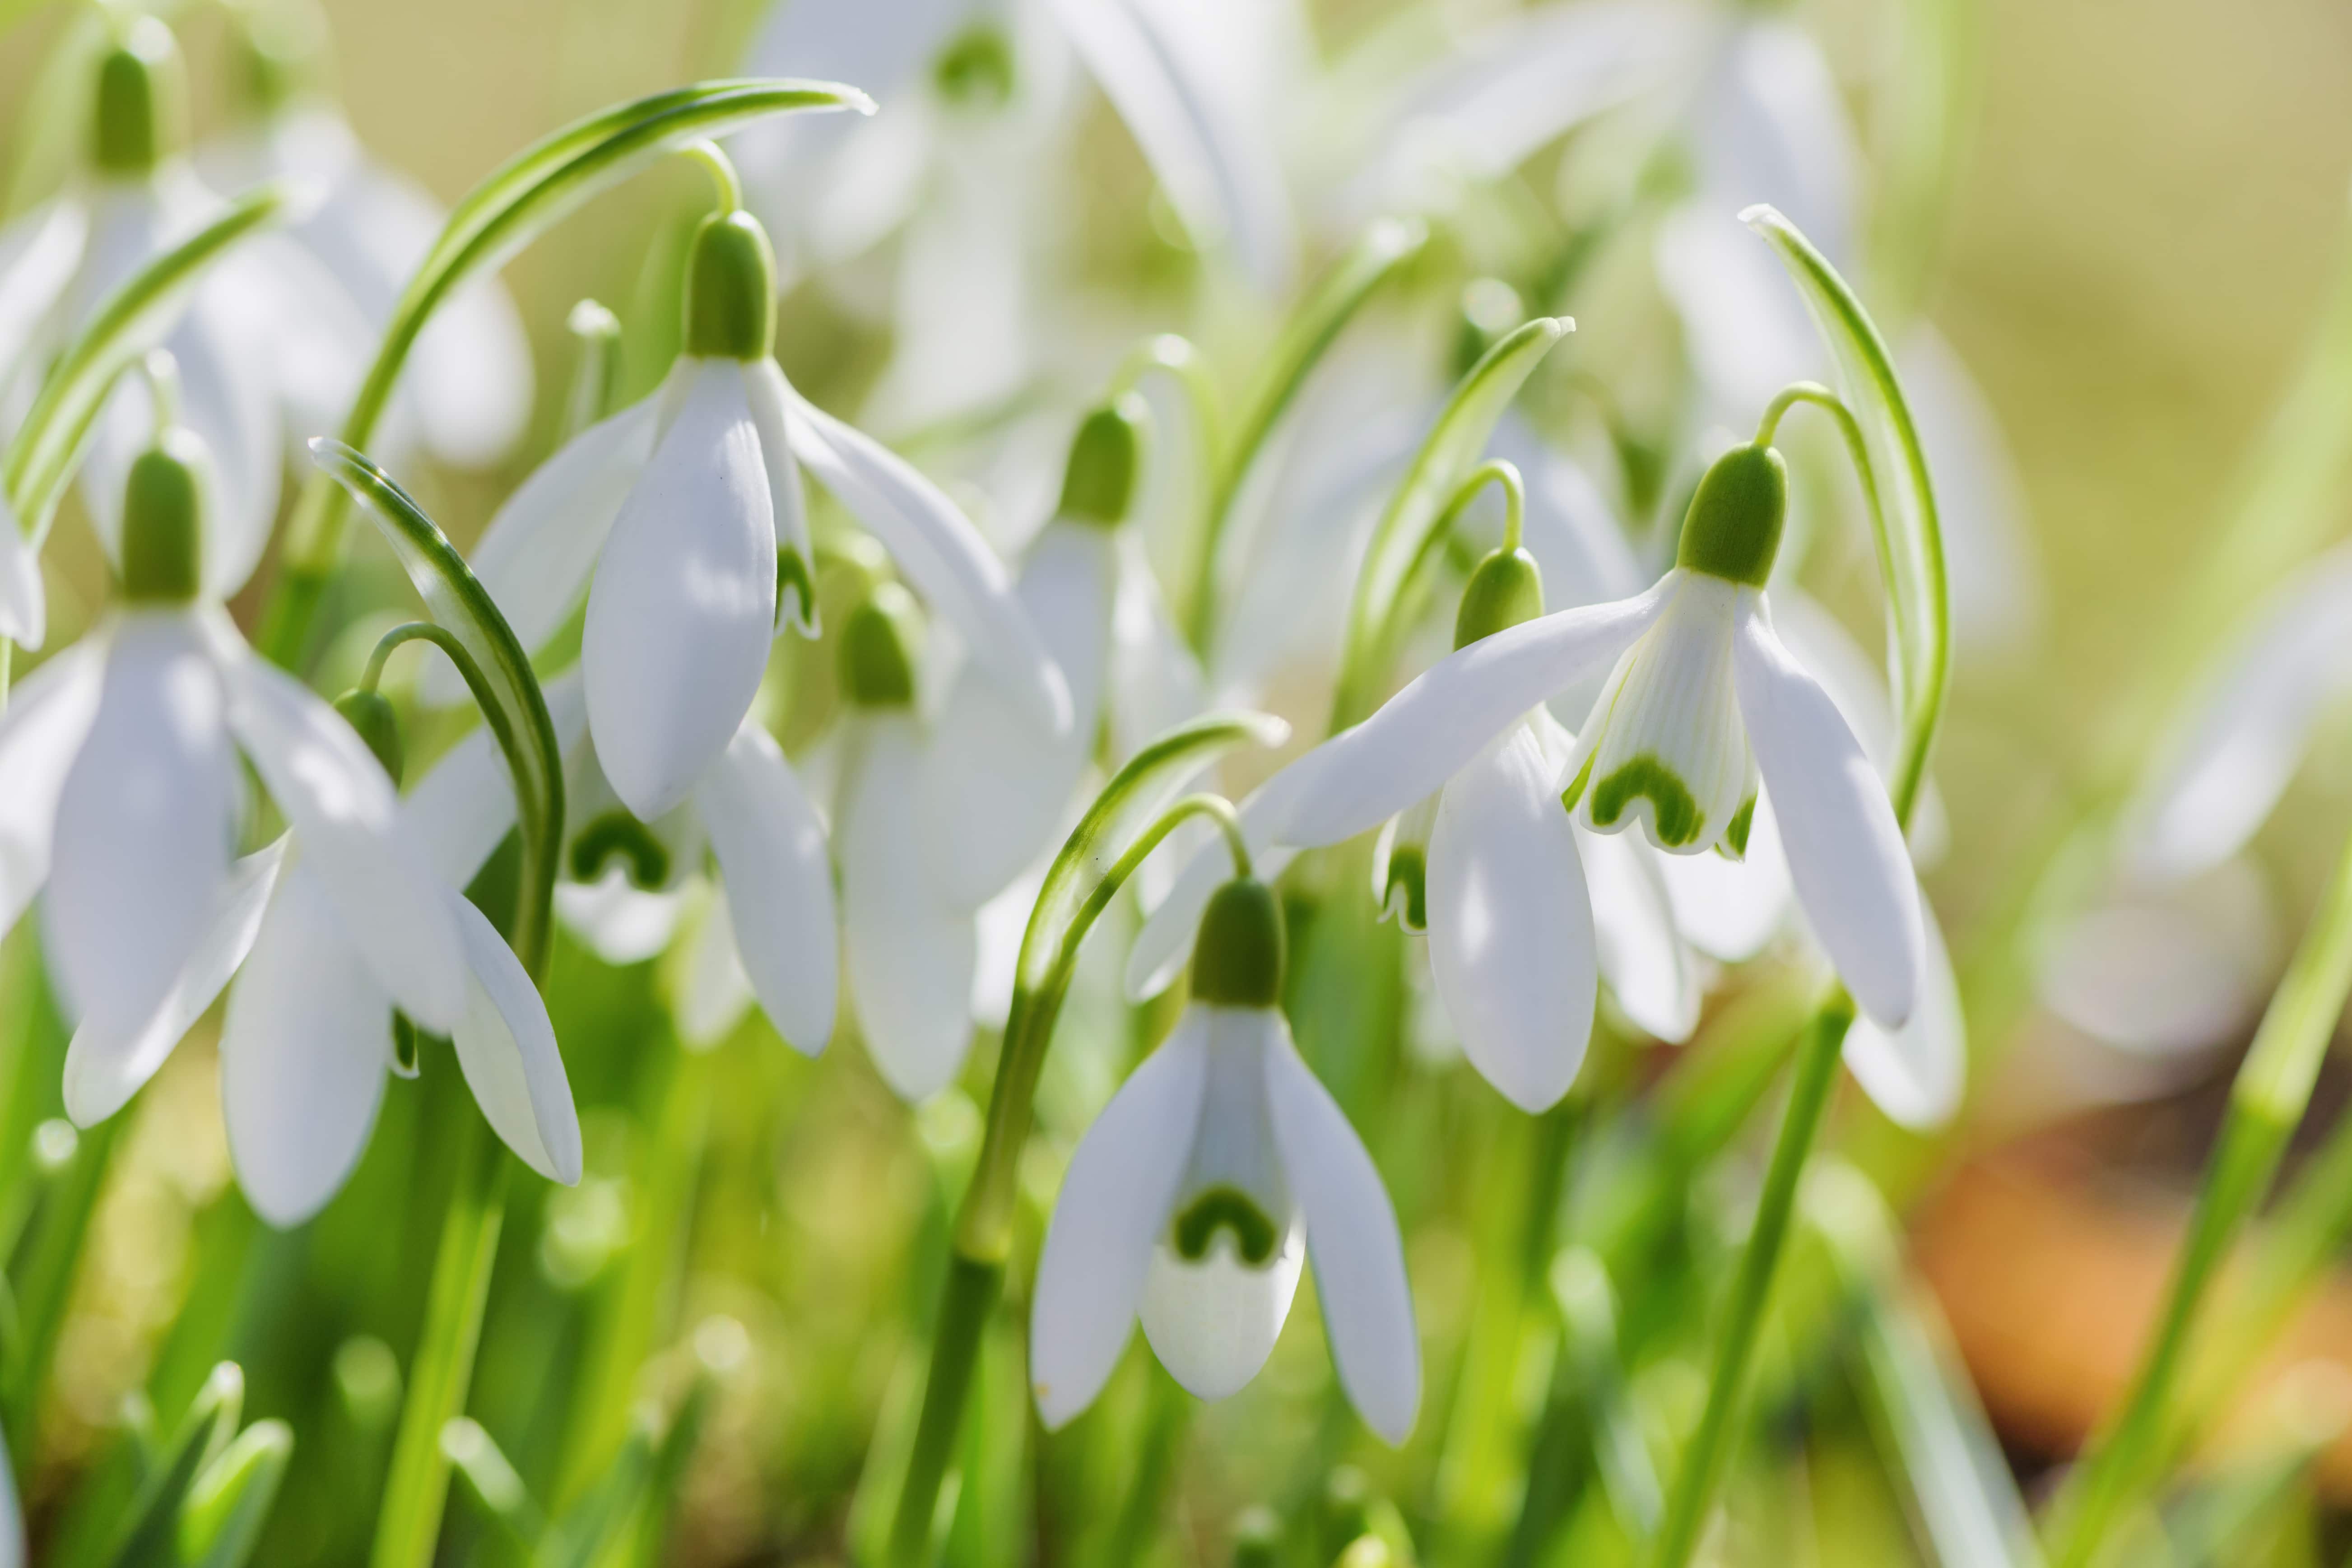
left=695, top=721, right=837, bottom=1056
left=1842, top=885, right=1965, bottom=1130
left=1582, top=827, right=1701, bottom=1043
left=0, top=640, right=105, bottom=931
left=448, top=892, right=581, bottom=1185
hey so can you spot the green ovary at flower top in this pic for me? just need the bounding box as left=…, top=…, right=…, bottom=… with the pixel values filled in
left=1029, top=872, right=1419, bottom=1443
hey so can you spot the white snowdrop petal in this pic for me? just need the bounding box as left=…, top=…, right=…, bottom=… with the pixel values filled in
left=1655, top=794, right=1792, bottom=962
left=1262, top=1014, right=1420, bottom=1444
left=219, top=863, right=391, bottom=1228
left=695, top=721, right=837, bottom=1057
left=744, top=359, right=820, bottom=634
left=223, top=654, right=469, bottom=1032
left=1281, top=579, right=1674, bottom=850
left=785, top=388, right=1074, bottom=736
left=46, top=617, right=235, bottom=1040
left=447, top=892, right=580, bottom=1185
left=1105, top=533, right=1207, bottom=763
left=63, top=836, right=286, bottom=1128
left=920, top=521, right=1116, bottom=908
left=409, top=671, right=590, bottom=890
left=1581, top=828, right=1701, bottom=1044
left=0, top=640, right=105, bottom=931
left=553, top=873, right=689, bottom=965
left=1032, top=1010, right=1212, bottom=1428
left=674, top=890, right=757, bottom=1051
left=0, top=198, right=85, bottom=392
left=842, top=715, right=976, bottom=1101
left=2036, top=865, right=2278, bottom=1057
left=585, top=360, right=778, bottom=819
left=1732, top=600, right=1922, bottom=1029
left=1139, top=1228, right=1304, bottom=1401
left=430, top=397, right=664, bottom=707
left=1901, top=326, right=2042, bottom=654
left=0, top=1408, right=19, bottom=1568
left=1425, top=724, right=1598, bottom=1111
left=0, top=494, right=44, bottom=651
left=1843, top=886, right=1965, bottom=1131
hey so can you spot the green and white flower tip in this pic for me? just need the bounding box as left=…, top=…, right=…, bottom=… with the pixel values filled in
left=1130, top=439, right=1924, bottom=1102
left=1032, top=875, right=1419, bottom=1444
left=916, top=393, right=1205, bottom=912
left=0, top=429, right=580, bottom=1225
left=435, top=178, right=1070, bottom=828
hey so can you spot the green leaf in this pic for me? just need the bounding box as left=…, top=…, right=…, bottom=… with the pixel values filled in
left=265, top=78, right=874, bottom=666
left=308, top=441, right=565, bottom=977
left=1743, top=205, right=1948, bottom=826
left=1331, top=315, right=1570, bottom=729
left=177, top=1419, right=293, bottom=1568
left=442, top=1417, right=543, bottom=1559
left=106, top=1363, right=242, bottom=1568
left=1, top=184, right=297, bottom=544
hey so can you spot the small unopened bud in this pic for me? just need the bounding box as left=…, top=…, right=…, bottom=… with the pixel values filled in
left=1452, top=546, right=1544, bottom=649
left=232, top=0, right=327, bottom=120
left=683, top=209, right=777, bottom=361
left=841, top=583, right=921, bottom=708
left=1057, top=395, right=1148, bottom=526
left=1190, top=877, right=1284, bottom=1008
left=120, top=429, right=208, bottom=604
left=93, top=17, right=189, bottom=176
left=333, top=688, right=404, bottom=785
left=1675, top=443, right=1786, bottom=587
left=932, top=19, right=1016, bottom=107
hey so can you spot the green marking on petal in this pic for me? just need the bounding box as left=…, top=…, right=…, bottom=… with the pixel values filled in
left=1722, top=796, right=1756, bottom=861
left=569, top=810, right=671, bottom=890
left=1381, top=843, right=1428, bottom=932
left=775, top=546, right=814, bottom=629
left=1172, top=1184, right=1279, bottom=1266
left=933, top=20, right=1015, bottom=107
left=390, top=1012, right=422, bottom=1077
left=1559, top=750, right=1597, bottom=817
left=1590, top=755, right=1704, bottom=848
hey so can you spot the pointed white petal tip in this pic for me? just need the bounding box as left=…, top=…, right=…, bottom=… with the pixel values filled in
left=1738, top=202, right=1784, bottom=228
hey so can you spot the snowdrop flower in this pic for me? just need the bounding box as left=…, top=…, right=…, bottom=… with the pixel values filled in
left=1132, top=442, right=1924, bottom=1106
left=0, top=19, right=307, bottom=639
left=833, top=585, right=978, bottom=1101
left=410, top=667, right=837, bottom=1064
left=1032, top=874, right=1418, bottom=1441
left=199, top=0, right=534, bottom=469
left=0, top=429, right=469, bottom=1153
left=446, top=195, right=1069, bottom=826
left=919, top=396, right=1201, bottom=909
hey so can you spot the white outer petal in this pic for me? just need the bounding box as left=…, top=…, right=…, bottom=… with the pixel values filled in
left=743, top=359, right=820, bottom=634
left=63, top=836, right=286, bottom=1127
left=1105, top=533, right=1206, bottom=763
left=1425, top=723, right=1598, bottom=1111
left=1655, top=793, right=1792, bottom=962
left=441, top=391, right=665, bottom=700
left=2036, top=865, right=2277, bottom=1057
left=219, top=861, right=391, bottom=1228
left=585, top=359, right=777, bottom=819
left=449, top=891, right=581, bottom=1185
left=553, top=872, right=689, bottom=964
left=673, top=889, right=756, bottom=1051
left=918, top=520, right=1115, bottom=908
left=1263, top=1012, right=1419, bottom=1444
left=408, top=671, right=591, bottom=889
left=1842, top=884, right=1964, bottom=1131
left=1032, top=1009, right=1211, bottom=1428
left=222, top=653, right=469, bottom=1032
left=46, top=615, right=234, bottom=1040
left=841, top=713, right=975, bottom=1101
left=0, top=198, right=85, bottom=393
left=1901, top=326, right=2041, bottom=654
left=695, top=721, right=837, bottom=1056
left=1581, top=828, right=1701, bottom=1045
left=785, top=386, right=1073, bottom=735
left=0, top=639, right=105, bottom=931
left=0, top=491, right=44, bottom=651
left=1732, top=596, right=1921, bottom=1029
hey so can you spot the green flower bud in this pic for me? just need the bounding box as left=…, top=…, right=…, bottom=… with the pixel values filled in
left=682, top=209, right=777, bottom=361
left=1056, top=395, right=1148, bottom=526
left=1190, top=877, right=1284, bottom=1009
left=119, top=430, right=207, bottom=604
left=1229, top=1507, right=1283, bottom=1568
left=841, top=583, right=922, bottom=708
left=932, top=20, right=1015, bottom=107
left=1453, top=546, right=1545, bottom=649
left=93, top=17, right=189, bottom=177
left=1674, top=442, right=1786, bottom=587
left=333, top=688, right=404, bottom=785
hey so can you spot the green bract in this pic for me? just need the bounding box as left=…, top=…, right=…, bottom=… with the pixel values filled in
left=683, top=209, right=777, bottom=361
left=1675, top=444, right=1787, bottom=588
left=1057, top=395, right=1149, bottom=526
left=118, top=431, right=205, bottom=604
left=92, top=15, right=185, bottom=175
left=1190, top=877, right=1285, bottom=1008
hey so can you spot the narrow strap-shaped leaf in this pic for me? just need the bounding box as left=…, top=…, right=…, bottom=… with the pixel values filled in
left=442, top=1417, right=544, bottom=1561
left=1743, top=205, right=1948, bottom=827
left=105, top=1363, right=243, bottom=1568
left=1331, top=316, right=1570, bottom=729
left=1, top=185, right=297, bottom=541
left=265, top=79, right=873, bottom=667
left=177, top=1419, right=293, bottom=1568
left=309, top=441, right=564, bottom=978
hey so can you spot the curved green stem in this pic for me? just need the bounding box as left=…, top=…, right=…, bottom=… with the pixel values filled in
left=1386, top=458, right=1527, bottom=655
left=257, top=78, right=873, bottom=670
left=679, top=138, right=741, bottom=211
left=359, top=620, right=480, bottom=698
left=887, top=714, right=1284, bottom=1566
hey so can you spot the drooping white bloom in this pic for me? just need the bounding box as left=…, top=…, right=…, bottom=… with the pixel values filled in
left=1131, top=444, right=1925, bottom=1111
left=444, top=205, right=1069, bottom=827
left=1032, top=879, right=1418, bottom=1441
left=918, top=397, right=1202, bottom=909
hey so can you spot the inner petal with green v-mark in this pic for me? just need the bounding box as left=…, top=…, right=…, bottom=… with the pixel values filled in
left=1590, top=754, right=1703, bottom=848
left=1172, top=1184, right=1281, bottom=1266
